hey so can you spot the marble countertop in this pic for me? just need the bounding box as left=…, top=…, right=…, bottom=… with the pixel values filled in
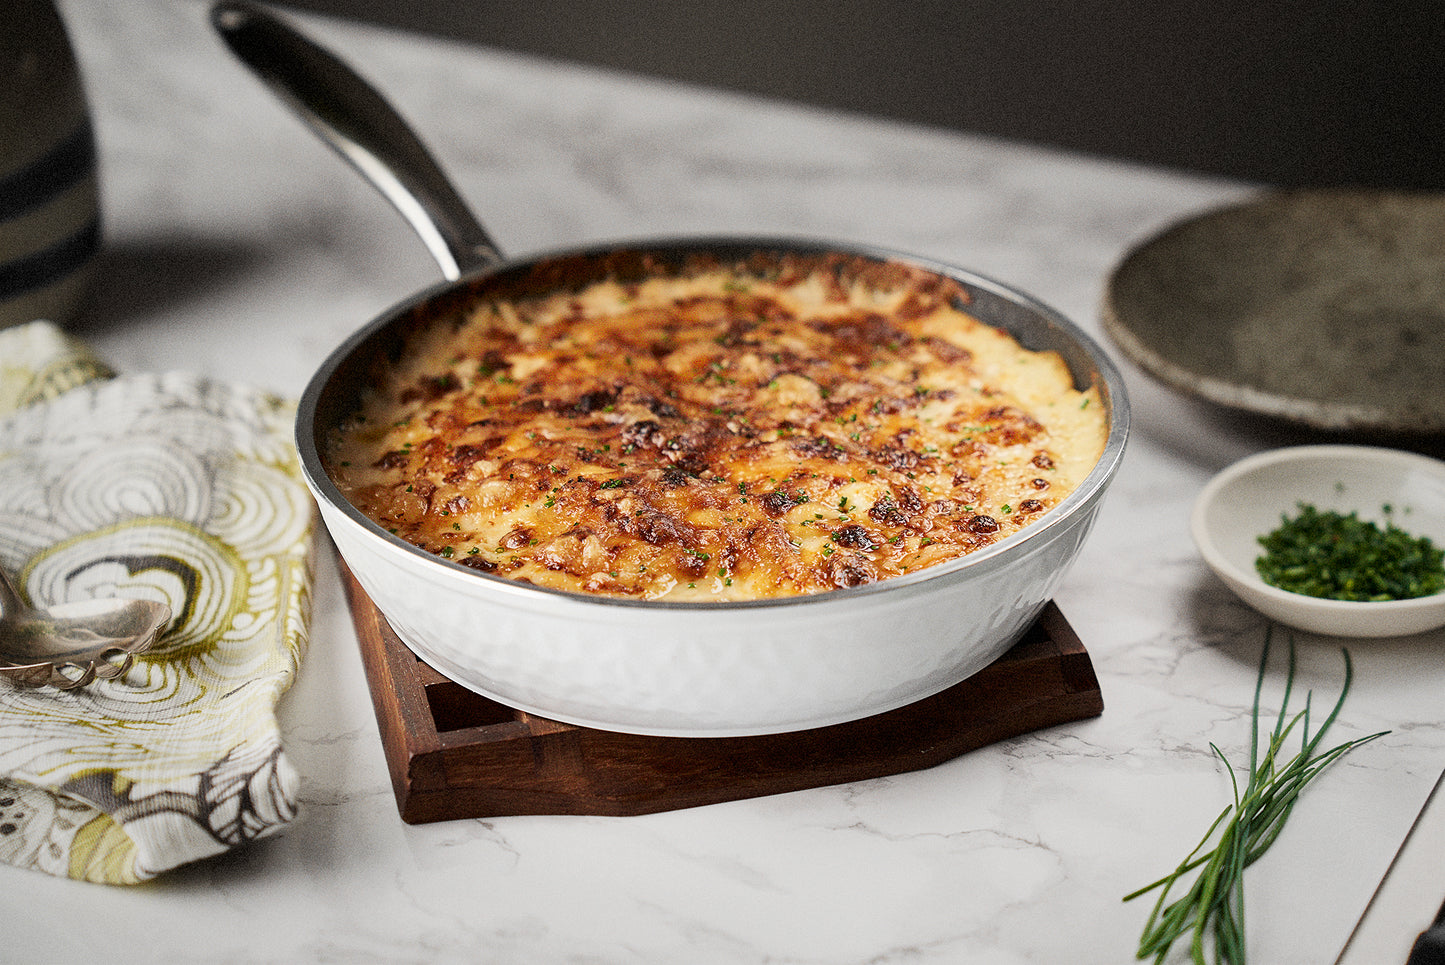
left=13, top=1, right=1445, bottom=962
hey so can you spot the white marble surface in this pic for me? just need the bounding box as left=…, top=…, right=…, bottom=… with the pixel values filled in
left=12, top=1, right=1445, bottom=962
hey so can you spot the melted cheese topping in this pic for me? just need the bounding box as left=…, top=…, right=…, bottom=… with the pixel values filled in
left=329, top=256, right=1108, bottom=601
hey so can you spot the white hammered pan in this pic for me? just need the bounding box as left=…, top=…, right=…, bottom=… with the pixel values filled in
left=213, top=2, right=1130, bottom=736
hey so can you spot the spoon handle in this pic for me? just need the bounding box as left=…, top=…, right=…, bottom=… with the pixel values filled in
left=211, top=1, right=503, bottom=280
left=0, top=567, right=25, bottom=620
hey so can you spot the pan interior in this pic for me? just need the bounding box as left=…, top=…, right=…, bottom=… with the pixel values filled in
left=297, top=239, right=1129, bottom=605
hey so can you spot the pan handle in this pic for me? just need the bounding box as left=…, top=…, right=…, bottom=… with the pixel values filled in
left=212, top=1, right=503, bottom=280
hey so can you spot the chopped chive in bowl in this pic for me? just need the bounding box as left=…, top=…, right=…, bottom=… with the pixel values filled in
left=1255, top=503, right=1445, bottom=602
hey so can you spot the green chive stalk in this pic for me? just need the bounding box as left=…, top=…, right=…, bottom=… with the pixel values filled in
left=1124, top=629, right=1389, bottom=964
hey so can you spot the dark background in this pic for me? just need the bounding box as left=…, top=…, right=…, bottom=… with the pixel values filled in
left=273, top=0, right=1445, bottom=189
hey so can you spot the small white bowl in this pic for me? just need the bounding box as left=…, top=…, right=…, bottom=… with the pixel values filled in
left=1191, top=445, right=1445, bottom=638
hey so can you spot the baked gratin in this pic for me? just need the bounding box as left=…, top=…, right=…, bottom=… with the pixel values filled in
left=329, top=254, right=1108, bottom=601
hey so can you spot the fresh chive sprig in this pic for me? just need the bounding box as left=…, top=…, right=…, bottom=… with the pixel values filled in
left=1124, top=629, right=1389, bottom=964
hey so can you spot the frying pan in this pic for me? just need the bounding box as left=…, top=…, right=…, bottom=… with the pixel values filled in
left=213, top=1, right=1130, bottom=736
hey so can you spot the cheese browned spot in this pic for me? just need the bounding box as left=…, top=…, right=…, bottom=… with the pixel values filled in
left=328, top=255, right=1109, bottom=601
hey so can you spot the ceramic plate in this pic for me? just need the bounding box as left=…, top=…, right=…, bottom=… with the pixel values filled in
left=1102, top=189, right=1445, bottom=435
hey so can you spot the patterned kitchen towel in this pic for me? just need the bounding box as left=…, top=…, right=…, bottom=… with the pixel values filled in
left=0, top=320, right=314, bottom=883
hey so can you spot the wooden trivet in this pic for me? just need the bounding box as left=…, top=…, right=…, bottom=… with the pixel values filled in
left=341, top=566, right=1104, bottom=824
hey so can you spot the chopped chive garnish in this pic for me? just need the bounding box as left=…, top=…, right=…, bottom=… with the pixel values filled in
left=1255, top=503, right=1444, bottom=601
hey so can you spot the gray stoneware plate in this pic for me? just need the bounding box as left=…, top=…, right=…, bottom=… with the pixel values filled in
left=1101, top=189, right=1445, bottom=436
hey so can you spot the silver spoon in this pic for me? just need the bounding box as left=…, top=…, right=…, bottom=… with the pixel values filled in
left=0, top=567, right=170, bottom=689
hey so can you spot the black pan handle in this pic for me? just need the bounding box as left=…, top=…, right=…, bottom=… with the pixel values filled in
left=212, top=1, right=503, bottom=280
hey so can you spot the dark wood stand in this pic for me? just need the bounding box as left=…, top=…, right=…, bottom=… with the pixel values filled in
left=341, top=566, right=1104, bottom=824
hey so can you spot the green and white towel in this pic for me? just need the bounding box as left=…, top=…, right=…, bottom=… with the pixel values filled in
left=0, top=320, right=313, bottom=884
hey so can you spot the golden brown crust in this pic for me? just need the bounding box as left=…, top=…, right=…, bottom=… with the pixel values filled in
left=329, top=256, right=1107, bottom=601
